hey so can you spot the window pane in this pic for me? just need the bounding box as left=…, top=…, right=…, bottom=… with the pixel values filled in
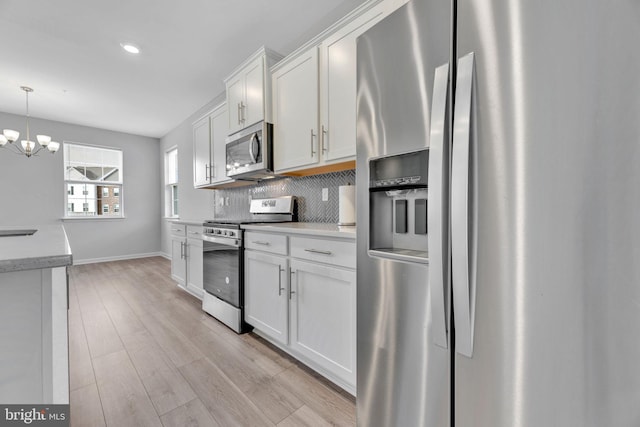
left=171, top=185, right=179, bottom=216
left=166, top=148, right=178, bottom=185
left=104, top=169, right=120, bottom=182
left=64, top=143, right=123, bottom=184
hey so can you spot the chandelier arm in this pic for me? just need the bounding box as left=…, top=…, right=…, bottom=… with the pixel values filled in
left=9, top=144, right=26, bottom=156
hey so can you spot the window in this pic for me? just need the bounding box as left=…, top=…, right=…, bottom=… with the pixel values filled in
left=64, top=142, right=123, bottom=218
left=114, top=204, right=120, bottom=213
left=165, top=147, right=178, bottom=217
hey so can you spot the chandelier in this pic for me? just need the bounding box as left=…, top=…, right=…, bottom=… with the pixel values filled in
left=0, top=86, right=60, bottom=158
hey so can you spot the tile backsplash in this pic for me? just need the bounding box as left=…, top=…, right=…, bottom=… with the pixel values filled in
left=213, top=170, right=356, bottom=223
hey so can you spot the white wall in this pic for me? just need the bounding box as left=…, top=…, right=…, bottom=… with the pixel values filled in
left=0, top=111, right=161, bottom=263
left=159, top=94, right=225, bottom=256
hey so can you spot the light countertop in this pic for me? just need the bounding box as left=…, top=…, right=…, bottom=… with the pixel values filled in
left=242, top=222, right=356, bottom=239
left=0, top=225, right=73, bottom=273
left=170, top=219, right=205, bottom=227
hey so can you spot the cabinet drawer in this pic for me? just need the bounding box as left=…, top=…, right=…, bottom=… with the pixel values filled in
left=245, top=232, right=288, bottom=255
left=170, top=223, right=186, bottom=237
left=290, top=236, right=355, bottom=269
left=186, top=225, right=203, bottom=239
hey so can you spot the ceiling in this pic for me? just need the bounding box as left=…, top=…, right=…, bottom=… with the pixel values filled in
left=0, top=0, right=366, bottom=138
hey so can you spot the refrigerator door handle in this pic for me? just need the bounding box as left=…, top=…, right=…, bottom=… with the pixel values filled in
left=428, top=62, right=450, bottom=349
left=451, top=52, right=477, bottom=358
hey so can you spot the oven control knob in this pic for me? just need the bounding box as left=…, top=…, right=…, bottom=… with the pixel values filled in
left=228, top=231, right=235, bottom=238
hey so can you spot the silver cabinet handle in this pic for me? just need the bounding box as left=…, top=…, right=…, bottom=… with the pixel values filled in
left=278, top=265, right=285, bottom=296
left=289, top=269, right=296, bottom=299
left=428, top=62, right=451, bottom=350
left=205, top=164, right=210, bottom=180
left=240, top=101, right=246, bottom=123
left=180, top=241, right=184, bottom=259
left=237, top=102, right=241, bottom=125
left=451, top=52, right=477, bottom=358
left=310, top=129, right=316, bottom=157
left=171, top=228, right=182, bottom=232
left=252, top=241, right=270, bottom=246
left=304, top=248, right=332, bottom=256
left=188, top=231, right=201, bottom=236
left=321, top=125, right=327, bottom=153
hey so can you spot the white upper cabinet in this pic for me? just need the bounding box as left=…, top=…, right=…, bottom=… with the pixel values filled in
left=192, top=115, right=211, bottom=187
left=272, top=46, right=320, bottom=172
left=210, top=105, right=231, bottom=185
left=271, top=0, right=408, bottom=175
left=225, top=47, right=283, bottom=135
left=192, top=103, right=232, bottom=188
left=320, top=0, right=404, bottom=162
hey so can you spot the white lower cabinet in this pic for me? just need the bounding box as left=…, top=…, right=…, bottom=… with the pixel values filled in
left=244, top=251, right=289, bottom=345
left=244, top=230, right=356, bottom=394
left=171, top=223, right=204, bottom=299
left=290, top=259, right=356, bottom=388
left=170, top=224, right=187, bottom=286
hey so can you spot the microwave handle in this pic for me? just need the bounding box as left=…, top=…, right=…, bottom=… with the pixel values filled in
left=249, top=133, right=259, bottom=163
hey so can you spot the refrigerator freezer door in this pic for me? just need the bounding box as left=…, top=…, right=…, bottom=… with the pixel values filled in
left=455, top=0, right=640, bottom=426
left=356, top=0, right=451, bottom=425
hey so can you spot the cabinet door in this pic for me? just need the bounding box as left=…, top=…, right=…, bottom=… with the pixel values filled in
left=273, top=47, right=320, bottom=172
left=171, top=238, right=186, bottom=286
left=193, top=116, right=211, bottom=187
left=226, top=75, right=244, bottom=135
left=320, top=0, right=404, bottom=162
left=245, top=251, right=289, bottom=345
left=210, top=105, right=232, bottom=184
left=290, top=259, right=356, bottom=387
left=186, top=237, right=203, bottom=298
left=243, top=57, right=265, bottom=128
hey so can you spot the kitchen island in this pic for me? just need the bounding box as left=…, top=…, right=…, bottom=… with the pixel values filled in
left=0, top=225, right=72, bottom=404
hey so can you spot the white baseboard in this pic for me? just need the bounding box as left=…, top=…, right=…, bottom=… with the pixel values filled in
left=159, top=252, right=171, bottom=260
left=73, top=252, right=165, bottom=265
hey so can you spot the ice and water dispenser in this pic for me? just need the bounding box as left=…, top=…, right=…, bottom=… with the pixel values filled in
left=368, top=148, right=429, bottom=264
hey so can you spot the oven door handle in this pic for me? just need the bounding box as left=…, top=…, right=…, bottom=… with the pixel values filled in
left=202, top=234, right=241, bottom=248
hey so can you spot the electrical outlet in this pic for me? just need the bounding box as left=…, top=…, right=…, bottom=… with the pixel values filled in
left=225, top=197, right=230, bottom=206
left=322, top=188, right=329, bottom=202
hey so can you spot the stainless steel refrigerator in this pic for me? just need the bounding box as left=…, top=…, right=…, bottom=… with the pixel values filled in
left=356, top=0, right=640, bottom=426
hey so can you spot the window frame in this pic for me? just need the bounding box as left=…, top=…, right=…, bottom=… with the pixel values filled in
left=63, top=141, right=124, bottom=220
left=165, top=146, right=179, bottom=218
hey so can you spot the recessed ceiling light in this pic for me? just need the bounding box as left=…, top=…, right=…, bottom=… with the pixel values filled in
left=120, top=43, right=140, bottom=54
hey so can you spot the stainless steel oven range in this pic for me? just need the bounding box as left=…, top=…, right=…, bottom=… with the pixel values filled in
left=201, top=196, right=295, bottom=333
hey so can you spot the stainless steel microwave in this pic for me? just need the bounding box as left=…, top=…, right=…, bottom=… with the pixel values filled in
left=225, top=121, right=275, bottom=181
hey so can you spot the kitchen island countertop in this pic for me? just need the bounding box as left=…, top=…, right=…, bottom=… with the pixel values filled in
left=0, top=225, right=73, bottom=273
left=241, top=222, right=356, bottom=239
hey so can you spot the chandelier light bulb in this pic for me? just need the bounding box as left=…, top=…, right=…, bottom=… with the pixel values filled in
left=37, top=134, right=51, bottom=146
left=3, top=129, right=19, bottom=142
left=47, top=141, right=60, bottom=153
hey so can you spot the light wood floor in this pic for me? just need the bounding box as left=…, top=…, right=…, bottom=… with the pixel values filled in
left=69, top=257, right=356, bottom=427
